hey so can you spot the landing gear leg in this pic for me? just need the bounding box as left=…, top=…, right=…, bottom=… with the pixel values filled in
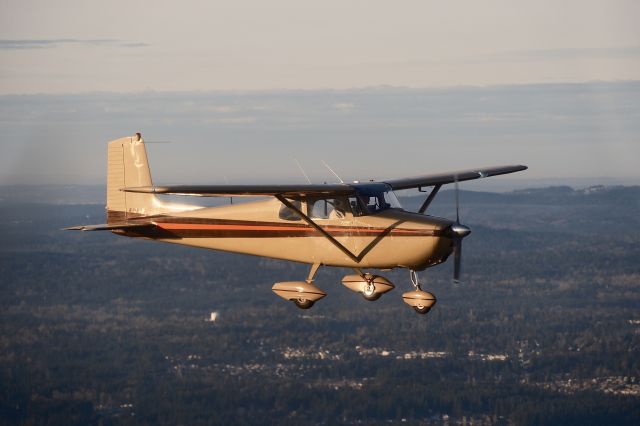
left=307, top=263, right=321, bottom=284
left=410, top=270, right=422, bottom=291
left=292, top=263, right=323, bottom=309
left=402, top=270, right=437, bottom=315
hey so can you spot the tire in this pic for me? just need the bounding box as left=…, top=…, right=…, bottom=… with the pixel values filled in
left=293, top=299, right=314, bottom=309
left=362, top=292, right=382, bottom=301
left=413, top=305, right=431, bottom=315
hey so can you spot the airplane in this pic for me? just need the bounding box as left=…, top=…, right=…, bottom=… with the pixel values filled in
left=67, top=133, right=527, bottom=315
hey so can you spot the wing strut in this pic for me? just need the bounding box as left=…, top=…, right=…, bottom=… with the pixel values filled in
left=275, top=195, right=360, bottom=264
left=418, top=184, right=442, bottom=214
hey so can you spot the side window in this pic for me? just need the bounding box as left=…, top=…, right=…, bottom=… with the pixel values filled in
left=309, top=198, right=349, bottom=219
left=357, top=194, right=391, bottom=214
left=279, top=199, right=302, bottom=221
left=362, top=196, right=378, bottom=212
left=309, top=199, right=333, bottom=219
left=349, top=197, right=365, bottom=217
left=382, top=191, right=399, bottom=209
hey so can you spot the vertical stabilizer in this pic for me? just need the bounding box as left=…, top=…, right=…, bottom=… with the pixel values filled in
left=106, top=133, right=197, bottom=222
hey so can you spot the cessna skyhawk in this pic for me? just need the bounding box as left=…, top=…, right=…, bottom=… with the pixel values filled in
left=67, top=133, right=527, bottom=314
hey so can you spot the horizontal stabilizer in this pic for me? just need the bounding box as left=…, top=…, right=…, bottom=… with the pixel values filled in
left=63, top=222, right=155, bottom=232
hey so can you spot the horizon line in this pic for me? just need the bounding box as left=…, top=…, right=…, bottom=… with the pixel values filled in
left=1, top=79, right=639, bottom=98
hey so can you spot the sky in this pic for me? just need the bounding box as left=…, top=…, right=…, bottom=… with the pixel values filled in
left=1, top=0, right=639, bottom=92
left=0, top=1, right=639, bottom=187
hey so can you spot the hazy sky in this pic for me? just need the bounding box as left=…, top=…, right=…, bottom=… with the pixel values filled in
left=0, top=1, right=639, bottom=186
left=2, top=82, right=639, bottom=186
left=1, top=0, right=639, bottom=93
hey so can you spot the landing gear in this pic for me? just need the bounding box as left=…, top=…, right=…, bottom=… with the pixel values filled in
left=342, top=271, right=395, bottom=301
left=272, top=264, right=437, bottom=315
left=362, top=281, right=382, bottom=301
left=410, top=270, right=420, bottom=290
left=413, top=305, right=431, bottom=315
left=402, top=270, right=437, bottom=315
left=272, top=263, right=326, bottom=310
left=293, top=298, right=315, bottom=309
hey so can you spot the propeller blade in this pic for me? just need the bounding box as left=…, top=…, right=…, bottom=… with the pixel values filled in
left=453, top=237, right=462, bottom=282
left=454, top=175, right=460, bottom=224
left=451, top=176, right=468, bottom=283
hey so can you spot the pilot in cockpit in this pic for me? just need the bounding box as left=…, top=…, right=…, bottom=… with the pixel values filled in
left=329, top=197, right=350, bottom=219
left=361, top=195, right=389, bottom=213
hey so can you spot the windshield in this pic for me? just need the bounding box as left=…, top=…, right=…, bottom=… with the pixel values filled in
left=354, top=184, right=402, bottom=215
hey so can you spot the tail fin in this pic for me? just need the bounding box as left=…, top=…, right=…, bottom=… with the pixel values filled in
left=106, top=133, right=197, bottom=223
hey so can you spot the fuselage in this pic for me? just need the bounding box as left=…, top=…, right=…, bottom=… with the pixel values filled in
left=115, top=198, right=455, bottom=271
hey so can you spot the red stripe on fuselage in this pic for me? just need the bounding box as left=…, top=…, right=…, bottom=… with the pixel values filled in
left=155, top=222, right=438, bottom=237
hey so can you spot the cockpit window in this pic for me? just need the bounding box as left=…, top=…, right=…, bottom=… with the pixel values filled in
left=285, top=186, right=402, bottom=221
left=308, top=198, right=349, bottom=219
left=279, top=199, right=302, bottom=221
left=349, top=197, right=365, bottom=217
left=354, top=184, right=402, bottom=215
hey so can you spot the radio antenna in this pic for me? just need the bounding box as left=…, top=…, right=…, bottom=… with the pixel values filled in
left=321, top=160, right=344, bottom=184
left=223, top=176, right=233, bottom=205
left=294, top=158, right=312, bottom=184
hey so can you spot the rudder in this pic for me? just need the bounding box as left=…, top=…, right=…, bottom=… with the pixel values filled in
left=106, top=133, right=159, bottom=222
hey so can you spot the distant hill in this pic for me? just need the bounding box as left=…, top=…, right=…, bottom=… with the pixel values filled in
left=401, top=185, right=640, bottom=235
left=402, top=185, right=640, bottom=207
left=0, top=185, right=104, bottom=204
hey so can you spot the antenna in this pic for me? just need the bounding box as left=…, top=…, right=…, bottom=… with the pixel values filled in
left=294, top=158, right=312, bottom=184
left=223, top=176, right=233, bottom=205
left=321, top=160, right=344, bottom=184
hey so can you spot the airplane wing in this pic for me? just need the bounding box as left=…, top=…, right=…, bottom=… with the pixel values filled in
left=383, top=165, right=527, bottom=190
left=122, top=165, right=527, bottom=197
left=123, top=184, right=356, bottom=197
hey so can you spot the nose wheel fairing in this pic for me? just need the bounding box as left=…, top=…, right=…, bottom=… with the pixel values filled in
left=341, top=273, right=395, bottom=301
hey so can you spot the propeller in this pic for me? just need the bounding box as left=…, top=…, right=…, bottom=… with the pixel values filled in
left=450, top=176, right=471, bottom=283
